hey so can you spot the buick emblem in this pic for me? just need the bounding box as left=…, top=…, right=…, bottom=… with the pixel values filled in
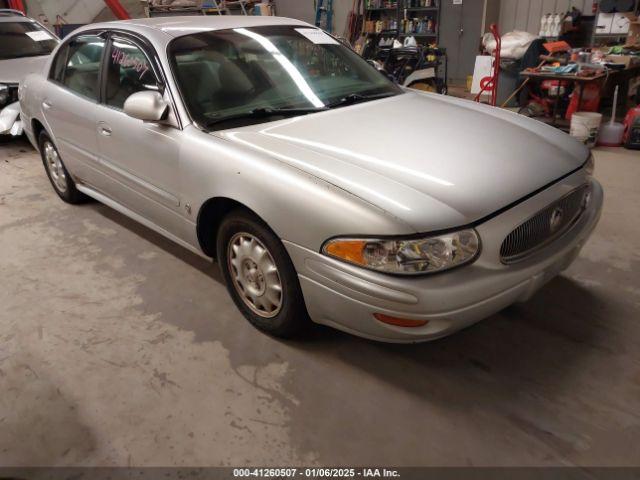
left=549, top=207, right=564, bottom=232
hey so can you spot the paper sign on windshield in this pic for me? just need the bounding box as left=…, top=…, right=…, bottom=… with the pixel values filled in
left=25, top=30, right=54, bottom=42
left=295, top=28, right=339, bottom=45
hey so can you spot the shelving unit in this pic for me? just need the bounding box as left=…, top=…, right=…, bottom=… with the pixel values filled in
left=399, top=0, right=439, bottom=44
left=359, top=0, right=446, bottom=94
left=363, top=1, right=400, bottom=36
left=362, top=0, right=439, bottom=45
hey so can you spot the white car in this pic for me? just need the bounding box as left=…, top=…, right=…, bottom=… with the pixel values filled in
left=0, top=9, right=58, bottom=138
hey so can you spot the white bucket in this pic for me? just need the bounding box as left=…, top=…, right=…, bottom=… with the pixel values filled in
left=570, top=112, right=603, bottom=148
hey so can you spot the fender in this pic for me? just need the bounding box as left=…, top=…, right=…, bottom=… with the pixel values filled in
left=179, top=126, right=415, bottom=254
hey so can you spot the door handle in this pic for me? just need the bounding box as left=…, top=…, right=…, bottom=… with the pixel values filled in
left=42, top=100, right=52, bottom=110
left=98, top=125, right=112, bottom=137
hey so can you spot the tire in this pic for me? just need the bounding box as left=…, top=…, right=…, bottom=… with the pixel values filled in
left=216, top=209, right=309, bottom=338
left=38, top=131, right=87, bottom=204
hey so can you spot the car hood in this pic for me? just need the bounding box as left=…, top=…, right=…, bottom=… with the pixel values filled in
left=0, top=55, right=49, bottom=84
left=219, top=91, right=589, bottom=232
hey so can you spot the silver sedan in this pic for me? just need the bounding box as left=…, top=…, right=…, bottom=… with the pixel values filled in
left=19, top=16, right=603, bottom=342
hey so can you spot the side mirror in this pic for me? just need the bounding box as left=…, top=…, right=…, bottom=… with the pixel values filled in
left=123, top=91, right=168, bottom=122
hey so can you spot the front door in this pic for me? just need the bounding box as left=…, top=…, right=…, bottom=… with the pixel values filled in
left=93, top=34, right=183, bottom=236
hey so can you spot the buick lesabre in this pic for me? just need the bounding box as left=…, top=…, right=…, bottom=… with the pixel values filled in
left=19, top=16, right=603, bottom=342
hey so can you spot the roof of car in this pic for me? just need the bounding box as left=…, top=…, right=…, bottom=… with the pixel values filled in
left=0, top=10, right=35, bottom=23
left=89, top=15, right=312, bottom=38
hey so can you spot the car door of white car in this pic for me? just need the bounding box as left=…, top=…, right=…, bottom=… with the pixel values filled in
left=93, top=33, right=184, bottom=238
left=43, top=33, right=106, bottom=184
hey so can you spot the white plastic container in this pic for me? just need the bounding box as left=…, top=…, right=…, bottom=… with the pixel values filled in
left=597, top=85, right=625, bottom=147
left=598, top=122, right=625, bottom=146
left=570, top=112, right=603, bottom=148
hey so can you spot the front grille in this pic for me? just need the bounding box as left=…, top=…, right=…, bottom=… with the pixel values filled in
left=500, top=184, right=591, bottom=263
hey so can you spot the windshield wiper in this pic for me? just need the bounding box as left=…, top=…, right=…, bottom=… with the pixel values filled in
left=204, top=106, right=327, bottom=129
left=326, top=92, right=398, bottom=109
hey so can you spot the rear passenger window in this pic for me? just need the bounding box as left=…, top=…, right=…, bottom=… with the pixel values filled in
left=105, top=37, right=159, bottom=110
left=61, top=35, right=105, bottom=101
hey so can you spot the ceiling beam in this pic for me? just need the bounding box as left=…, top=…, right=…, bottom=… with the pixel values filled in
left=103, top=0, right=130, bottom=20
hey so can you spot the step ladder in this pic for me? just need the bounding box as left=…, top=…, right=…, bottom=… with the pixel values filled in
left=314, top=0, right=333, bottom=32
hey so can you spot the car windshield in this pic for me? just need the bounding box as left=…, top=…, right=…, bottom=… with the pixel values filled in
left=0, top=21, right=57, bottom=60
left=169, top=25, right=402, bottom=130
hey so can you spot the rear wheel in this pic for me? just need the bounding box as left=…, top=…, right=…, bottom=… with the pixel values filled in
left=38, top=131, right=87, bottom=204
left=217, top=209, right=309, bottom=338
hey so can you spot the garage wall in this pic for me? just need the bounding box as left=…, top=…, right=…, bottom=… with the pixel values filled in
left=26, top=0, right=105, bottom=23
left=25, top=0, right=146, bottom=23
left=275, top=0, right=353, bottom=36
left=499, top=0, right=594, bottom=34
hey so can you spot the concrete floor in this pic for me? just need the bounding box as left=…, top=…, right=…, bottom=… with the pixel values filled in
left=0, top=137, right=639, bottom=467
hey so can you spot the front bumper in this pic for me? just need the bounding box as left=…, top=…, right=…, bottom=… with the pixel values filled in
left=285, top=173, right=603, bottom=343
left=0, top=102, right=23, bottom=137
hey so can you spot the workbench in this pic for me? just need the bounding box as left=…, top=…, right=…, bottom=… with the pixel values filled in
left=520, top=63, right=640, bottom=127
left=519, top=70, right=608, bottom=127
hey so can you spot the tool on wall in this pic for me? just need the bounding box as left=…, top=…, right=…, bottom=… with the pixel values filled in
left=315, top=0, right=334, bottom=33
left=475, top=24, right=501, bottom=106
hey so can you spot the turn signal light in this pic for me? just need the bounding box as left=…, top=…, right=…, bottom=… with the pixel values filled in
left=324, top=240, right=367, bottom=266
left=374, top=313, right=429, bottom=328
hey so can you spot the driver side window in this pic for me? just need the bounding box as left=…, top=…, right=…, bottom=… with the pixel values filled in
left=105, top=37, right=159, bottom=110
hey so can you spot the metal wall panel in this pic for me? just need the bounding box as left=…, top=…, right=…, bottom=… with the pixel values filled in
left=499, top=0, right=593, bottom=34
left=526, top=0, right=544, bottom=34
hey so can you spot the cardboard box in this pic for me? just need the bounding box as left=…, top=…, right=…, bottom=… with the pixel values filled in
left=604, top=54, right=640, bottom=68
left=626, top=21, right=640, bottom=48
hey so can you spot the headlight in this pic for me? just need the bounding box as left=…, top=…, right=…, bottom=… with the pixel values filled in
left=585, top=153, right=595, bottom=177
left=322, top=229, right=480, bottom=275
left=0, top=84, right=9, bottom=108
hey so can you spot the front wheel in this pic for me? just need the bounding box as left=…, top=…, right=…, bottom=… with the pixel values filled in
left=216, top=209, right=309, bottom=338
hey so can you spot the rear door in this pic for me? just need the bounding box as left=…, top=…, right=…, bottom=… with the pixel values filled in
left=93, top=33, right=183, bottom=236
left=42, top=33, right=106, bottom=184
